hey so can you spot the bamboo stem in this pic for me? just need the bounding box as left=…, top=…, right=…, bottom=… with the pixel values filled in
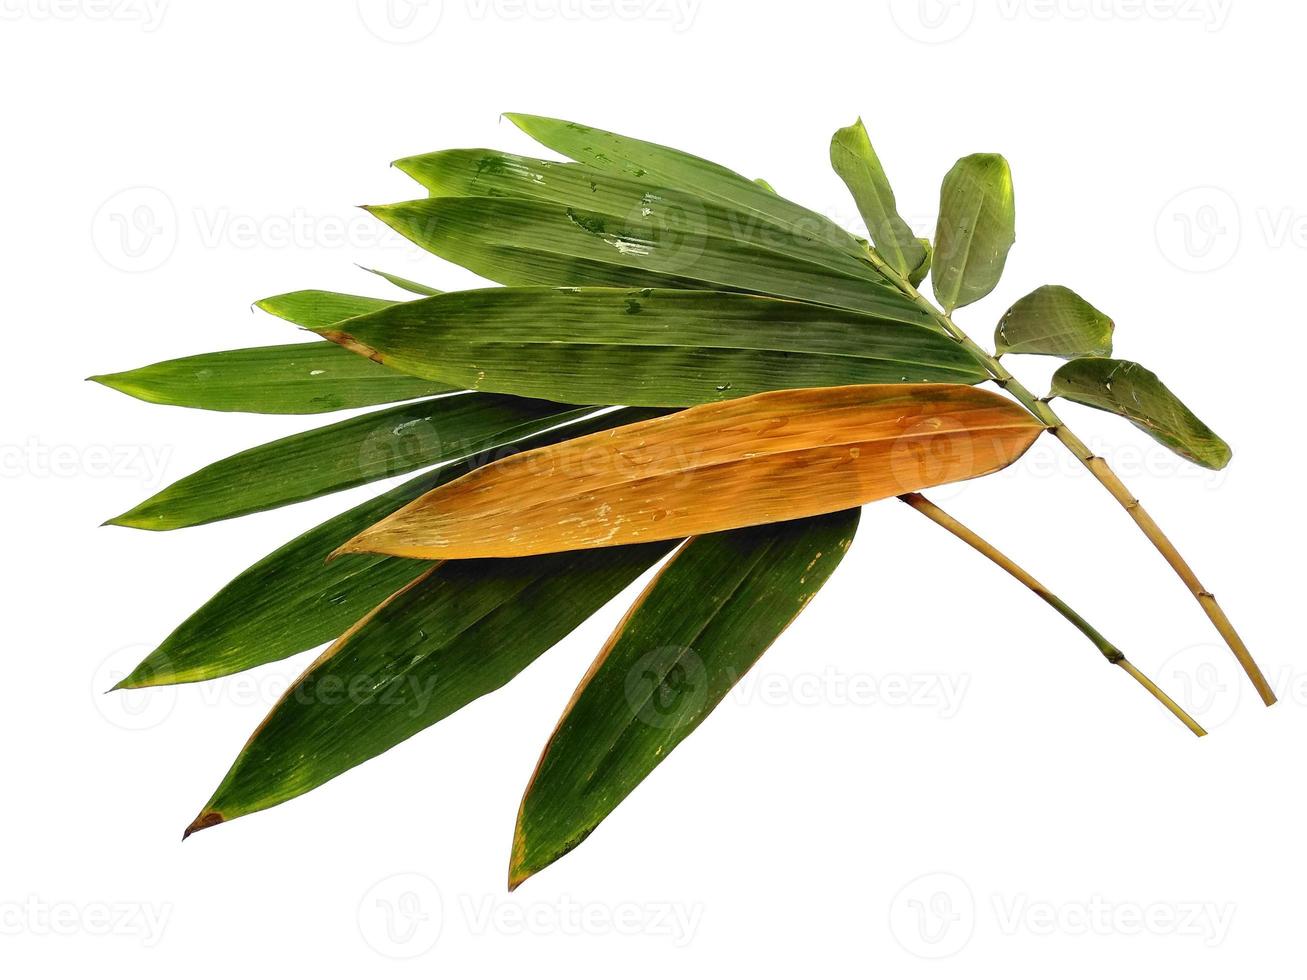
left=898, top=492, right=1205, bottom=737
left=863, top=247, right=1274, bottom=707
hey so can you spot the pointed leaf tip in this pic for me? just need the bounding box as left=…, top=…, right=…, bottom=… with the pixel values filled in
left=511, top=512, right=860, bottom=881
left=1050, top=357, right=1231, bottom=469
left=119, top=409, right=656, bottom=690
left=829, top=117, right=926, bottom=279
left=182, top=811, right=225, bottom=840
left=190, top=542, right=674, bottom=830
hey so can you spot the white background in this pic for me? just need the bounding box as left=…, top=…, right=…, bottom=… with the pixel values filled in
left=2, top=0, right=1302, bottom=975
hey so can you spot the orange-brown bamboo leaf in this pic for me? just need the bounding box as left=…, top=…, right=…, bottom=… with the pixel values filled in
left=335, top=384, right=1043, bottom=560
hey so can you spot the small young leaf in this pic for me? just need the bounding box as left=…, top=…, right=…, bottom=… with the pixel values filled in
left=318, top=286, right=989, bottom=407
left=1050, top=358, right=1231, bottom=469
left=994, top=285, right=1114, bottom=358
left=933, top=154, right=1016, bottom=313
left=337, top=384, right=1044, bottom=560
left=358, top=267, right=442, bottom=296
left=185, top=540, right=677, bottom=835
left=254, top=289, right=395, bottom=328
left=511, top=509, right=859, bottom=888
left=90, top=342, right=454, bottom=415
left=105, top=394, right=591, bottom=531
left=830, top=118, right=927, bottom=279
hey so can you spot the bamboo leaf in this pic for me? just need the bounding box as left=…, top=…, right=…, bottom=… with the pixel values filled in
left=504, top=113, right=874, bottom=266
left=338, top=384, right=1043, bottom=560
left=830, top=118, right=927, bottom=279
left=366, top=196, right=936, bottom=327
left=106, top=394, right=591, bottom=531
left=90, top=342, right=455, bottom=415
left=254, top=289, right=396, bottom=328
left=91, top=286, right=458, bottom=414
left=319, top=286, right=989, bottom=407
left=511, top=509, right=858, bottom=888
left=1050, top=358, right=1231, bottom=469
left=114, top=408, right=660, bottom=688
left=994, top=285, right=1114, bottom=358
left=933, top=154, right=1016, bottom=313
left=358, top=267, right=442, bottom=296
left=185, top=540, right=677, bottom=836
left=391, top=148, right=885, bottom=288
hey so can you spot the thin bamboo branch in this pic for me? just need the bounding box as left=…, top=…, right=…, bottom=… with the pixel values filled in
left=897, top=492, right=1205, bottom=737
left=863, top=247, right=1274, bottom=707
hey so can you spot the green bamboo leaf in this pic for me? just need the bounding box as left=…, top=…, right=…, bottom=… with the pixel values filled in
left=932, top=154, right=1016, bottom=313
left=254, top=289, right=396, bottom=328
left=115, top=408, right=658, bottom=688
left=184, top=539, right=678, bottom=836
left=391, top=148, right=885, bottom=288
left=358, top=267, right=442, bottom=296
left=504, top=112, right=874, bottom=266
left=1050, top=358, right=1231, bottom=469
left=105, top=394, right=589, bottom=531
left=319, top=286, right=988, bottom=407
left=89, top=342, right=454, bottom=415
left=994, top=285, right=1114, bottom=358
left=366, top=196, right=935, bottom=327
left=510, top=509, right=859, bottom=888
left=90, top=286, right=459, bottom=414
left=830, top=118, right=927, bottom=280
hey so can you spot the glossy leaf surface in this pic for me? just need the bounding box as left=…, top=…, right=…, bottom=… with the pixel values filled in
left=933, top=154, right=1016, bottom=313
left=504, top=113, right=874, bottom=266
left=90, top=342, right=454, bottom=415
left=994, top=285, right=1114, bottom=358
left=392, top=148, right=885, bottom=287
left=511, top=509, right=859, bottom=887
left=107, top=394, right=591, bottom=530
left=114, top=408, right=656, bottom=688
left=186, top=540, right=677, bottom=835
left=1050, top=358, right=1231, bottom=469
left=319, top=286, right=988, bottom=407
left=830, top=118, right=927, bottom=279
left=367, top=196, right=935, bottom=326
